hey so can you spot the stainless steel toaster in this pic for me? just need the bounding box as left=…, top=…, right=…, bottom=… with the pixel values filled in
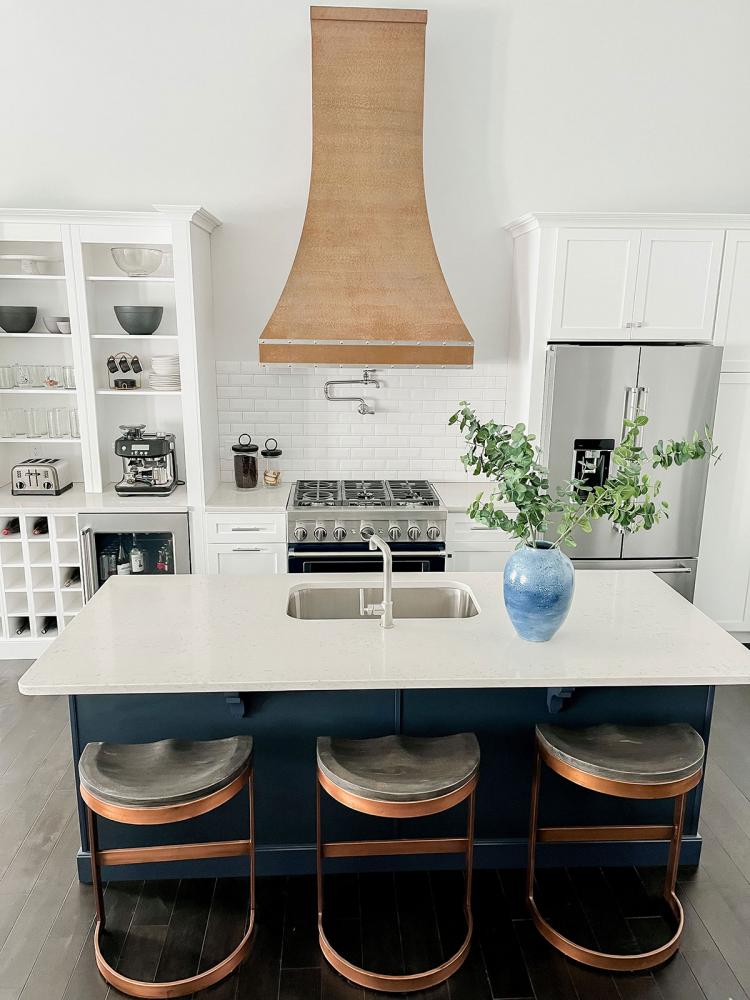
left=11, top=458, right=74, bottom=496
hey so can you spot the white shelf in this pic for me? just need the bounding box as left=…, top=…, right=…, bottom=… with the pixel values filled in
left=0, top=333, right=72, bottom=340
left=86, top=275, right=173, bottom=283
left=91, top=334, right=178, bottom=341
left=95, top=389, right=181, bottom=396
left=0, top=388, right=77, bottom=395
left=0, top=437, right=80, bottom=443
left=0, top=274, right=65, bottom=281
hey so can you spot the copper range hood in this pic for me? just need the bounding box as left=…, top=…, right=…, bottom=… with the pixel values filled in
left=259, top=6, right=473, bottom=367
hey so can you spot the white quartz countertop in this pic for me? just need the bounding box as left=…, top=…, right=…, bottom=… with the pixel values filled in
left=206, top=482, right=291, bottom=512
left=0, top=483, right=188, bottom=514
left=19, top=571, right=750, bottom=696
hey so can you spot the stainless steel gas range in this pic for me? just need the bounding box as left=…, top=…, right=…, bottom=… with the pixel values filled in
left=287, top=480, right=447, bottom=573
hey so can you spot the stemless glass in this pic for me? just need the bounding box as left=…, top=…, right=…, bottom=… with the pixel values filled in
left=26, top=409, right=48, bottom=438
left=10, top=409, right=26, bottom=437
left=13, top=364, right=31, bottom=388
left=0, top=410, right=11, bottom=438
left=69, top=410, right=80, bottom=439
left=62, top=366, right=76, bottom=389
left=29, top=365, right=45, bottom=387
left=43, top=366, right=63, bottom=389
left=0, top=366, right=14, bottom=389
left=47, top=408, right=71, bottom=439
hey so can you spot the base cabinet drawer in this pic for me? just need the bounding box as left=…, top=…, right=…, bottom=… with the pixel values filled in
left=446, top=513, right=515, bottom=552
left=207, top=543, right=287, bottom=576
left=205, top=513, right=287, bottom=544
left=449, top=549, right=511, bottom=572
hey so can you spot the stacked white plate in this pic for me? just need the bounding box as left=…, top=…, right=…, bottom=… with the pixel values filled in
left=149, top=355, right=181, bottom=392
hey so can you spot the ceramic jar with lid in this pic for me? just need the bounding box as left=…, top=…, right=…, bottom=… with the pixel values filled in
left=261, top=438, right=283, bottom=488
left=232, top=434, right=259, bottom=489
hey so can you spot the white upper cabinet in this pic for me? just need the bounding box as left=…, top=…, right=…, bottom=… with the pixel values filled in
left=715, top=231, right=750, bottom=368
left=633, top=229, right=724, bottom=342
left=549, top=229, right=640, bottom=341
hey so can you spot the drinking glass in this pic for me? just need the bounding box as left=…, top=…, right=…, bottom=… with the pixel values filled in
left=0, top=410, right=11, bottom=438
left=10, top=409, right=26, bottom=437
left=13, top=364, right=31, bottom=388
left=43, top=366, right=63, bottom=389
left=62, top=366, right=76, bottom=389
left=26, top=409, right=48, bottom=438
left=0, top=366, right=14, bottom=389
left=29, top=365, right=45, bottom=387
left=69, top=410, right=80, bottom=439
left=47, top=408, right=71, bottom=439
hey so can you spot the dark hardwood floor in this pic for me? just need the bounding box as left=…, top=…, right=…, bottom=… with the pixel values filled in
left=2, top=660, right=750, bottom=999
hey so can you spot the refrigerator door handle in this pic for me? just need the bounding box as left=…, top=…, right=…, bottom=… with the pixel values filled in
left=653, top=566, right=692, bottom=576
left=634, top=386, right=649, bottom=445
left=79, top=527, right=97, bottom=603
left=622, top=386, right=637, bottom=437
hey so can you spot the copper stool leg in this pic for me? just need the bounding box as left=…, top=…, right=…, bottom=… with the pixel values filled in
left=85, top=768, right=256, bottom=999
left=316, top=769, right=476, bottom=994
left=526, top=750, right=697, bottom=973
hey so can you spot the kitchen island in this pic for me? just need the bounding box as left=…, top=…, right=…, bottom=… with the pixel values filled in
left=19, top=571, right=750, bottom=882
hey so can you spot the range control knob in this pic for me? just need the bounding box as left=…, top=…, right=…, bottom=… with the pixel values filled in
left=294, top=525, right=308, bottom=541
left=388, top=524, right=402, bottom=541
left=333, top=525, right=347, bottom=541
left=407, top=525, right=421, bottom=541
left=426, top=525, right=441, bottom=540
left=314, top=525, right=327, bottom=541
left=361, top=524, right=375, bottom=540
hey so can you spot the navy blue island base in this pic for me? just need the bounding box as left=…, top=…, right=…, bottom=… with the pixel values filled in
left=68, top=683, right=713, bottom=884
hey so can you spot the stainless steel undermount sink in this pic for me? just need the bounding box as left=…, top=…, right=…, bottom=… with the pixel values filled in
left=286, top=585, right=479, bottom=621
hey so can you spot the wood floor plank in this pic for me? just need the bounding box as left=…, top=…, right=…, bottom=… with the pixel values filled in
left=677, top=894, right=749, bottom=1000
left=192, top=876, right=246, bottom=1000
left=681, top=879, right=750, bottom=995
left=153, top=878, right=214, bottom=984
left=0, top=785, right=76, bottom=892
left=278, top=967, right=321, bottom=1000
left=515, top=917, right=580, bottom=1000
left=393, top=870, right=449, bottom=999
left=235, top=875, right=286, bottom=1000
left=359, top=872, right=404, bottom=985
left=627, top=916, right=706, bottom=1000
left=115, top=878, right=178, bottom=986
left=429, top=870, right=494, bottom=1000
left=282, top=872, right=321, bottom=970
left=472, top=868, right=534, bottom=1000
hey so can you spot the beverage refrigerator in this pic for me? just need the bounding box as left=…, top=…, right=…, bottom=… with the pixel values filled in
left=541, top=344, right=722, bottom=601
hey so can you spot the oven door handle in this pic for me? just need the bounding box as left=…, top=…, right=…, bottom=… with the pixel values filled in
left=287, top=549, right=446, bottom=559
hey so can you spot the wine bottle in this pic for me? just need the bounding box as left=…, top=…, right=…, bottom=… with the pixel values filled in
left=39, top=616, right=56, bottom=635
left=116, top=536, right=131, bottom=575
left=64, top=567, right=81, bottom=588
left=2, top=517, right=20, bottom=537
left=31, top=517, right=48, bottom=536
left=129, top=534, right=144, bottom=575
left=15, top=617, right=29, bottom=636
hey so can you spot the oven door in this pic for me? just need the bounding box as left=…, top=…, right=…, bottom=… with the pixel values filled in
left=287, top=543, right=446, bottom=573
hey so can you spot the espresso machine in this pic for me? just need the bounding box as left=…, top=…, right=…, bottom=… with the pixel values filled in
left=114, top=425, right=179, bottom=497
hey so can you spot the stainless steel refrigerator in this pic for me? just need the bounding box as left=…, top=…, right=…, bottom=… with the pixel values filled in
left=541, top=344, right=722, bottom=601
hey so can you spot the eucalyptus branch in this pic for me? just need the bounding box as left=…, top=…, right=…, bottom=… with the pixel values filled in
left=450, top=402, right=718, bottom=551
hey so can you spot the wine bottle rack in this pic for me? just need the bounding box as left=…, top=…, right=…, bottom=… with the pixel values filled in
left=0, top=514, right=81, bottom=650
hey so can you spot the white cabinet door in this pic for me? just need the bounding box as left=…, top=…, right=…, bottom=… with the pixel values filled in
left=715, top=231, right=750, bottom=368
left=549, top=229, right=640, bottom=341
left=207, top=543, right=287, bottom=575
left=694, top=373, right=750, bottom=633
left=449, top=549, right=511, bottom=572
left=633, top=229, right=724, bottom=342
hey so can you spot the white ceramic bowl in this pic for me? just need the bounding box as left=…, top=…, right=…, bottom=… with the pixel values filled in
left=43, top=315, right=70, bottom=334
left=110, top=247, right=164, bottom=277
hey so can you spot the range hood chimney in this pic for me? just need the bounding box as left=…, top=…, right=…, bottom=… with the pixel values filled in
left=259, top=5, right=474, bottom=367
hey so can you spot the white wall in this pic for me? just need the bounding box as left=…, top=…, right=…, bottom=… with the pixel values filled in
left=4, top=0, right=750, bottom=365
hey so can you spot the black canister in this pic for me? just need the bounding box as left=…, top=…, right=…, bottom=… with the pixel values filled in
left=232, top=434, right=259, bottom=489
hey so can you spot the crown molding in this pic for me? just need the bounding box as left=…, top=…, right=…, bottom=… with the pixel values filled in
left=505, top=211, right=750, bottom=237
left=153, top=205, right=222, bottom=232
left=0, top=205, right=221, bottom=232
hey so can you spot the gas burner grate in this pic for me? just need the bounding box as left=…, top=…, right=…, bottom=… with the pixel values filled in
left=293, top=480, right=342, bottom=507
left=342, top=480, right=389, bottom=507
left=387, top=480, right=441, bottom=507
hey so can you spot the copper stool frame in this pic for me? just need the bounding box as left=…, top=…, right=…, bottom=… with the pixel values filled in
left=81, top=766, right=256, bottom=999
left=527, top=740, right=703, bottom=973
left=316, top=765, right=477, bottom=993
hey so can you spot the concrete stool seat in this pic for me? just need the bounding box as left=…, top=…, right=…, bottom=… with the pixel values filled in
left=79, top=737, right=256, bottom=999
left=317, top=733, right=479, bottom=803
left=79, top=736, right=253, bottom=809
left=527, top=722, right=705, bottom=973
left=316, top=732, right=479, bottom=993
left=536, top=723, right=704, bottom=786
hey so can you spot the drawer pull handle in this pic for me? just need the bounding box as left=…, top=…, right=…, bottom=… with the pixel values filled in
left=233, top=547, right=264, bottom=552
left=230, top=527, right=263, bottom=532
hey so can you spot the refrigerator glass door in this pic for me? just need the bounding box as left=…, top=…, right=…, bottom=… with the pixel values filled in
left=79, top=513, right=190, bottom=600
left=543, top=345, right=640, bottom=558
left=621, top=345, right=722, bottom=558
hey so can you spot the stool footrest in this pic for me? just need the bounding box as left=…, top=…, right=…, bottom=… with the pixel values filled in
left=322, top=836, right=468, bottom=859
left=538, top=824, right=674, bottom=844
left=98, top=839, right=253, bottom=868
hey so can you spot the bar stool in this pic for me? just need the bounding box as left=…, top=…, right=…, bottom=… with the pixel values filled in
left=527, top=722, right=705, bottom=972
left=78, top=736, right=255, bottom=999
left=316, top=732, right=479, bottom=993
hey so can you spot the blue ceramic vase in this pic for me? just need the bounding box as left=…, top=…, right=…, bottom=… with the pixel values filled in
left=503, top=541, right=575, bottom=642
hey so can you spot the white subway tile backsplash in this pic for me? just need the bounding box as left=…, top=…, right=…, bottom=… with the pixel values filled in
left=216, top=363, right=506, bottom=482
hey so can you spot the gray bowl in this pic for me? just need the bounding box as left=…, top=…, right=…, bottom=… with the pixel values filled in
left=114, top=305, right=164, bottom=336
left=0, top=306, right=37, bottom=333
